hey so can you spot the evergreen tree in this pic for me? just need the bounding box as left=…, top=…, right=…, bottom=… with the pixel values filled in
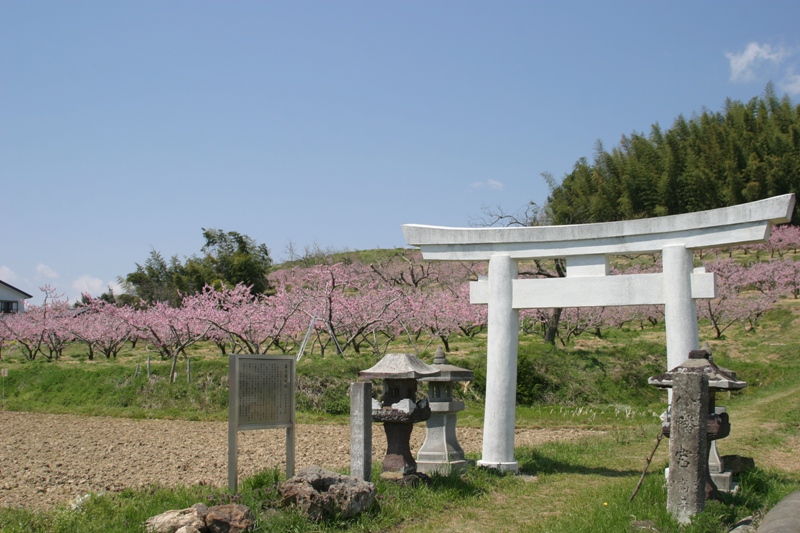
left=545, top=86, right=800, bottom=224
left=120, top=229, right=273, bottom=305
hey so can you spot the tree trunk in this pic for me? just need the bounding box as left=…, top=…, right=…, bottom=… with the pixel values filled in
left=169, top=354, right=178, bottom=383
left=544, top=308, right=563, bottom=345
left=439, top=335, right=450, bottom=352
left=542, top=259, right=567, bottom=345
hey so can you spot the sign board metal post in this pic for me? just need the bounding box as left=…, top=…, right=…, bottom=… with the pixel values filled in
left=1, top=367, right=6, bottom=411
left=228, top=354, right=296, bottom=492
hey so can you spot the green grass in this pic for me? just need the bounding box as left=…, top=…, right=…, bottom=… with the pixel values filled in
left=0, top=465, right=505, bottom=533
left=0, top=329, right=671, bottom=423
left=0, top=357, right=230, bottom=419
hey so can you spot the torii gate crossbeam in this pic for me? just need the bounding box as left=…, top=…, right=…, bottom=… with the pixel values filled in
left=403, top=194, right=795, bottom=472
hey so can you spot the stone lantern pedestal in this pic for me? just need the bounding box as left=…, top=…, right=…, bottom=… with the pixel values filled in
left=359, top=354, right=439, bottom=478
left=649, top=349, right=746, bottom=522
left=417, top=347, right=474, bottom=475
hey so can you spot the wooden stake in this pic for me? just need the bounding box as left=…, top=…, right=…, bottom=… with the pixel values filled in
left=629, top=432, right=664, bottom=503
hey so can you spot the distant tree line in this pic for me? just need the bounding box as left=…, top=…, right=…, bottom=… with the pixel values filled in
left=543, top=84, right=800, bottom=225
left=102, top=228, right=273, bottom=307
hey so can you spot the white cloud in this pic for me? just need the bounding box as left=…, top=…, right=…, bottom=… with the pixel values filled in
left=71, top=276, right=122, bottom=298
left=35, top=263, right=59, bottom=279
left=469, top=179, right=505, bottom=192
left=779, top=69, right=800, bottom=96
left=71, top=275, right=105, bottom=297
left=725, top=42, right=788, bottom=83
left=0, top=265, right=18, bottom=283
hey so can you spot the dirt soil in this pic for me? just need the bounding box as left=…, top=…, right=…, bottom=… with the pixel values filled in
left=0, top=411, right=601, bottom=511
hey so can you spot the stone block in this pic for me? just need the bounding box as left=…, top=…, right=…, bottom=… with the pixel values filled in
left=279, top=465, right=376, bottom=521
left=667, top=372, right=709, bottom=524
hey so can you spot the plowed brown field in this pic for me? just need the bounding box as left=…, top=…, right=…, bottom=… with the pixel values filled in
left=0, top=411, right=601, bottom=510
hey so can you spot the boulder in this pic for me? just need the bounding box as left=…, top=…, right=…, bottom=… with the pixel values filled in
left=205, top=504, right=255, bottom=533
left=145, top=503, right=208, bottom=533
left=175, top=527, right=204, bottom=533
left=279, top=465, right=376, bottom=521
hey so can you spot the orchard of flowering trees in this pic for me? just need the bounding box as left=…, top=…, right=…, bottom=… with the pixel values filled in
left=2, top=226, right=800, bottom=375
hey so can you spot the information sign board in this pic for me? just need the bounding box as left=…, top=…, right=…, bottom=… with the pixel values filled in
left=228, top=354, right=295, bottom=491
left=235, top=356, right=294, bottom=429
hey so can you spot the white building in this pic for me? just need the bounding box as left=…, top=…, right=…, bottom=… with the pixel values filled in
left=0, top=280, right=32, bottom=314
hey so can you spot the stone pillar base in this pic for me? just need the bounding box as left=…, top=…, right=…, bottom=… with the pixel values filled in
left=417, top=459, right=470, bottom=476
left=477, top=460, right=519, bottom=473
left=711, top=471, right=735, bottom=492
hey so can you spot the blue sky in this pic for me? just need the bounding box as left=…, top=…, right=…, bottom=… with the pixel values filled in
left=2, top=1, right=800, bottom=304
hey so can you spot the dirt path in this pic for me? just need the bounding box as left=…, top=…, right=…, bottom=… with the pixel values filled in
left=0, top=411, right=601, bottom=511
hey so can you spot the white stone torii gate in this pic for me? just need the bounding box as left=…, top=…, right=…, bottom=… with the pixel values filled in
left=403, top=194, right=795, bottom=472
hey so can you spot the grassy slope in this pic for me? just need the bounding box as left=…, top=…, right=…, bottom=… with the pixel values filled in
left=403, top=299, right=800, bottom=533
left=1, top=300, right=800, bottom=532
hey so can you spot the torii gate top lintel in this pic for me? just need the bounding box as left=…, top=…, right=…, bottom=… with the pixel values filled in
left=403, top=194, right=795, bottom=261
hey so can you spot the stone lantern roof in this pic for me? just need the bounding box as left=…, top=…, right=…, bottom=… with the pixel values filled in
left=419, top=347, right=474, bottom=383
left=359, top=353, right=440, bottom=380
left=648, top=349, right=746, bottom=391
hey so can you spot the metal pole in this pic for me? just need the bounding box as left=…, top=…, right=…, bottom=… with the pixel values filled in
left=297, top=313, right=317, bottom=361
left=228, top=354, right=239, bottom=492
left=286, top=426, right=295, bottom=479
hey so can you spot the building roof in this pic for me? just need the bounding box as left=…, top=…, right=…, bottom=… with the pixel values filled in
left=0, top=280, right=33, bottom=299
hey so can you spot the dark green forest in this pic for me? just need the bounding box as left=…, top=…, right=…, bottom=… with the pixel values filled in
left=115, top=228, right=273, bottom=306
left=544, top=84, right=800, bottom=225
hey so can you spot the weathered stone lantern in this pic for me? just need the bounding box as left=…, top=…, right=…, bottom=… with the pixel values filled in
left=649, top=349, right=746, bottom=504
left=416, top=347, right=474, bottom=475
left=359, top=353, right=439, bottom=478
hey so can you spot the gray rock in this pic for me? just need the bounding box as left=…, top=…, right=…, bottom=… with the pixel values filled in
left=758, top=490, right=800, bottom=533
left=727, top=516, right=753, bottom=532
left=279, top=465, right=376, bottom=521
left=391, top=398, right=415, bottom=413
left=145, top=504, right=208, bottom=533
left=175, top=526, right=204, bottom=533
left=205, top=504, right=255, bottom=533
left=630, top=520, right=660, bottom=531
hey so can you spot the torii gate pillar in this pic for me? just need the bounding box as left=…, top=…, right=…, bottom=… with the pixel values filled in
left=403, top=194, right=794, bottom=471
left=480, top=253, right=520, bottom=471
left=663, top=245, right=699, bottom=372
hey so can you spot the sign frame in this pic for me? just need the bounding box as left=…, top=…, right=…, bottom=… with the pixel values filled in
left=228, top=354, right=296, bottom=491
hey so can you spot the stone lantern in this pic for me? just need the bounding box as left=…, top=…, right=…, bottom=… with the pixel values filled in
left=649, top=349, right=746, bottom=501
left=359, top=353, right=439, bottom=478
left=416, top=347, right=474, bottom=475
